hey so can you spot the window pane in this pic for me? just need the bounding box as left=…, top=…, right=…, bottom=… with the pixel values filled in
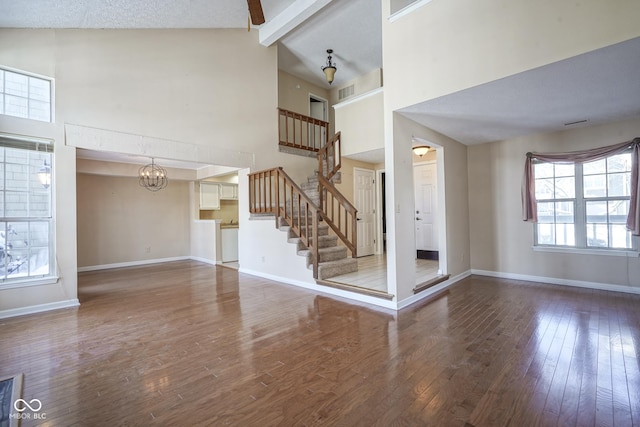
left=5, top=163, right=29, bottom=191
left=607, top=153, right=631, bottom=173
left=535, top=178, right=554, bottom=200
left=555, top=224, right=575, bottom=246
left=537, top=223, right=555, bottom=245
left=1, top=68, right=52, bottom=123
left=29, top=100, right=51, bottom=122
left=610, top=224, right=631, bottom=249
left=534, top=163, right=553, bottom=179
left=28, top=77, right=50, bottom=102
left=555, top=177, right=575, bottom=199
left=555, top=164, right=574, bottom=177
left=584, top=159, right=606, bottom=175
left=537, top=202, right=555, bottom=223
left=608, top=200, right=629, bottom=224
left=586, top=223, right=608, bottom=247
left=584, top=174, right=606, bottom=198
left=5, top=94, right=28, bottom=118
left=608, top=172, right=630, bottom=197
left=586, top=201, right=607, bottom=224
left=4, top=71, right=28, bottom=97
left=555, top=201, right=574, bottom=223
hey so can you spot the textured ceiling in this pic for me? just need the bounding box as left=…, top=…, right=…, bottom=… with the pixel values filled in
left=0, top=0, right=381, bottom=88
left=0, top=0, right=295, bottom=28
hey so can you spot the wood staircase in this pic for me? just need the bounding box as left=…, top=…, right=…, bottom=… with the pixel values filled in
left=248, top=109, right=358, bottom=281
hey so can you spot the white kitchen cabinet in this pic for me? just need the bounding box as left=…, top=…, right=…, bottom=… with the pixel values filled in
left=200, top=182, right=220, bottom=210
left=219, top=183, right=238, bottom=200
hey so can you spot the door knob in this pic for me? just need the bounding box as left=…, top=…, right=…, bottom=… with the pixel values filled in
left=416, top=217, right=421, bottom=221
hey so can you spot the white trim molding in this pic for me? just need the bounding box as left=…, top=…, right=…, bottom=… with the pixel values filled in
left=0, top=299, right=80, bottom=320
left=333, top=87, right=383, bottom=110
left=471, top=269, right=640, bottom=295
left=77, top=256, right=190, bottom=272
left=397, top=270, right=472, bottom=310
left=239, top=268, right=398, bottom=310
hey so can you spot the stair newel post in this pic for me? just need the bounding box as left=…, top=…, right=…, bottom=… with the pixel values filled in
left=312, top=208, right=319, bottom=279
left=351, top=211, right=358, bottom=258
left=275, top=168, right=281, bottom=228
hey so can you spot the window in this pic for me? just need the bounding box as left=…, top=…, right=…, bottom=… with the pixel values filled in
left=534, top=151, right=634, bottom=250
left=0, top=67, right=52, bottom=122
left=0, top=134, right=54, bottom=285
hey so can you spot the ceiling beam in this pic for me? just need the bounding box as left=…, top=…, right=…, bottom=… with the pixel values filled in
left=259, top=0, right=333, bottom=47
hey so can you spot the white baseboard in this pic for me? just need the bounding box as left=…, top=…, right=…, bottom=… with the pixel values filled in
left=77, top=256, right=191, bottom=272
left=397, top=270, right=472, bottom=310
left=471, top=269, right=640, bottom=295
left=189, top=257, right=219, bottom=266
left=239, top=268, right=398, bottom=310
left=0, top=299, right=80, bottom=319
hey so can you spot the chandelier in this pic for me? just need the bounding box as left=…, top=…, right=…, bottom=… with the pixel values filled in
left=139, top=158, right=168, bottom=192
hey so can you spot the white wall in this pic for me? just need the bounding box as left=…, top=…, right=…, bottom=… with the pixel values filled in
left=468, top=118, right=640, bottom=290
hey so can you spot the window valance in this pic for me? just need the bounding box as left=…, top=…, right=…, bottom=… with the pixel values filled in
left=522, top=137, right=640, bottom=235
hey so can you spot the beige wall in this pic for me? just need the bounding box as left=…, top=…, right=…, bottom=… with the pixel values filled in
left=278, top=70, right=330, bottom=116
left=387, top=114, right=470, bottom=300
left=334, top=89, right=385, bottom=156
left=468, top=118, right=640, bottom=289
left=0, top=28, right=316, bottom=314
left=382, top=0, right=640, bottom=112
left=77, top=174, right=190, bottom=267
left=334, top=157, right=378, bottom=205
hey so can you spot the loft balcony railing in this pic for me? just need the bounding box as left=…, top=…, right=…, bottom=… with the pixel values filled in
left=278, top=108, right=329, bottom=153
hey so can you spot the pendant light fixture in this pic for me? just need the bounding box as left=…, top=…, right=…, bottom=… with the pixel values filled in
left=321, top=49, right=337, bottom=85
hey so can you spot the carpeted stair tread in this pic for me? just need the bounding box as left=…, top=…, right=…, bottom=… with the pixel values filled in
left=316, top=258, right=358, bottom=280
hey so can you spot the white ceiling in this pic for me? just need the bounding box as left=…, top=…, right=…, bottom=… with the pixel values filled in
left=2, top=1, right=639, bottom=167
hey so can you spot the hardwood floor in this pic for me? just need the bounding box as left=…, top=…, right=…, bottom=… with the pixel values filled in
left=1, top=260, right=639, bottom=426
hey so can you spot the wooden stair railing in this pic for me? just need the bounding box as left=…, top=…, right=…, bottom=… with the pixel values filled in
left=249, top=167, right=321, bottom=278
left=318, top=174, right=358, bottom=257
left=317, top=131, right=357, bottom=257
left=278, top=108, right=329, bottom=153
left=318, top=131, right=341, bottom=181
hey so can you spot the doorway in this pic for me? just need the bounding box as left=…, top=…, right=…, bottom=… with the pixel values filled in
left=414, top=161, right=439, bottom=260
left=309, top=94, right=328, bottom=149
left=354, top=167, right=376, bottom=257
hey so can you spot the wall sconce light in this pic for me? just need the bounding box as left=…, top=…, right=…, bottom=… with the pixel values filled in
left=321, top=49, right=337, bottom=85
left=412, top=145, right=431, bottom=157
left=139, top=158, right=168, bottom=192
left=38, top=159, right=51, bottom=188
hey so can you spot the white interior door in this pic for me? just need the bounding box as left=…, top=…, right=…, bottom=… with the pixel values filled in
left=414, top=162, right=438, bottom=251
left=354, top=168, right=376, bottom=257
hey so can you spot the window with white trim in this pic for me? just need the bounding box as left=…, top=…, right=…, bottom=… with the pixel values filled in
left=0, top=134, right=54, bottom=285
left=0, top=67, right=52, bottom=122
left=534, top=151, right=634, bottom=250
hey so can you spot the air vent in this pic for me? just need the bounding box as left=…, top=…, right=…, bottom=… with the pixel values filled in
left=338, top=84, right=355, bottom=100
